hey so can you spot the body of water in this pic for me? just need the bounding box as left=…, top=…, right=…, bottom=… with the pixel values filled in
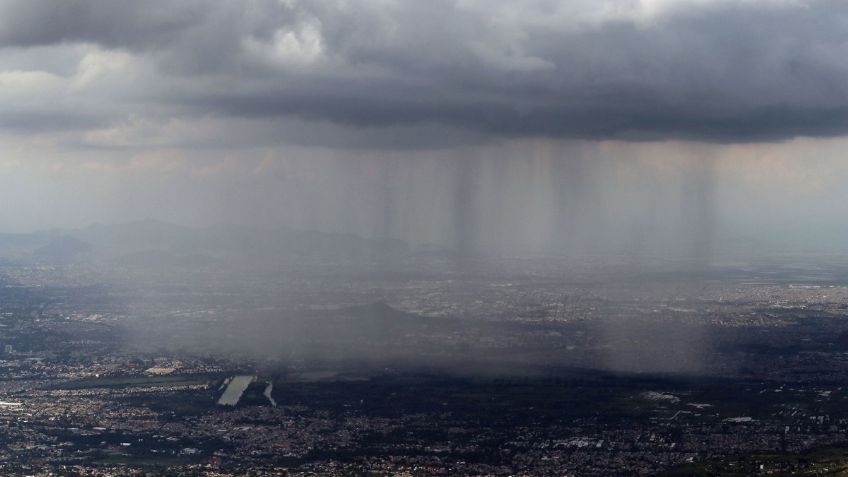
left=217, top=375, right=255, bottom=406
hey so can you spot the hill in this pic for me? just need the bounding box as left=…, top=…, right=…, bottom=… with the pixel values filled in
left=0, top=220, right=407, bottom=267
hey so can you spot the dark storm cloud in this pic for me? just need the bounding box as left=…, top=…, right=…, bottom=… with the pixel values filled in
left=0, top=0, right=205, bottom=49
left=2, top=0, right=848, bottom=143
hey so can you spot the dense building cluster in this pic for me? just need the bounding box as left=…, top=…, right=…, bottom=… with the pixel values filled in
left=0, top=257, right=847, bottom=475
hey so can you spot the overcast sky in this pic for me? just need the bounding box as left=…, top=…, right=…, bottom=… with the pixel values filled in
left=1, top=0, right=847, bottom=255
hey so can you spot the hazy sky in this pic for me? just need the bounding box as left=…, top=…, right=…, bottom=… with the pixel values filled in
left=1, top=0, right=847, bottom=254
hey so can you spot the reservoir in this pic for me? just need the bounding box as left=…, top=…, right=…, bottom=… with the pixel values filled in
left=217, top=375, right=255, bottom=406
left=264, top=381, right=277, bottom=407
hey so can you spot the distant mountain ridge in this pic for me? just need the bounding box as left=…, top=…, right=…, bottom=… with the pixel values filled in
left=34, top=236, right=92, bottom=261
left=0, top=219, right=408, bottom=267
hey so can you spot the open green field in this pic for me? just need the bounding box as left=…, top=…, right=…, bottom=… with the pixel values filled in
left=55, top=373, right=224, bottom=390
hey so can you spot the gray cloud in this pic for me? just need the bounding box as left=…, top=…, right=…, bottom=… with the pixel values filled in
left=2, top=0, right=848, bottom=145
left=0, top=0, right=205, bottom=49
